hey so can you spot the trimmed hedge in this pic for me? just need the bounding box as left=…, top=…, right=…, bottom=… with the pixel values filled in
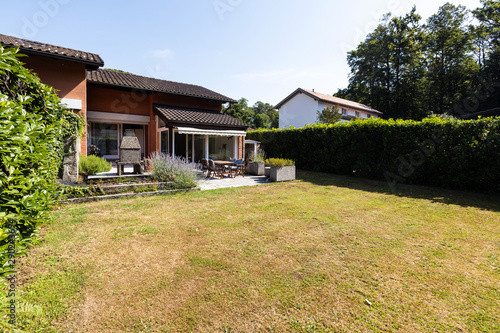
left=247, top=117, right=500, bottom=193
left=0, top=46, right=84, bottom=329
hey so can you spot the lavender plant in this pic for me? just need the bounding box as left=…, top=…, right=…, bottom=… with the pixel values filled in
left=149, top=153, right=199, bottom=188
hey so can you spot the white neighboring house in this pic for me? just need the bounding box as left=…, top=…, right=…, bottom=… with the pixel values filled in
left=276, top=88, right=383, bottom=129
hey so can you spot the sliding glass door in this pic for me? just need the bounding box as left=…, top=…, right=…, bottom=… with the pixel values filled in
left=90, top=123, right=119, bottom=159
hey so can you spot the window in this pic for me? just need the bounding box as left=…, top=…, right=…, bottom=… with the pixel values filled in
left=90, top=123, right=118, bottom=157
left=355, top=111, right=360, bottom=118
left=342, top=108, right=347, bottom=115
left=89, top=122, right=146, bottom=159
left=160, top=130, right=169, bottom=154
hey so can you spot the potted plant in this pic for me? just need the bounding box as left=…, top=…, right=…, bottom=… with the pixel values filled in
left=266, top=158, right=296, bottom=182
left=247, top=149, right=266, bottom=176
left=143, top=158, right=154, bottom=173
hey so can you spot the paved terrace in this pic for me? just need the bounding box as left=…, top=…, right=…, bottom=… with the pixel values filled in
left=91, top=166, right=271, bottom=191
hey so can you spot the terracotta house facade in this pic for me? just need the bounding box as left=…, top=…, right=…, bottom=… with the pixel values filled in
left=276, top=88, right=383, bottom=129
left=0, top=33, right=248, bottom=162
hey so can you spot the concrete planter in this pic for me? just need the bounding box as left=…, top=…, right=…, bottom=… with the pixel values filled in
left=270, top=166, right=296, bottom=182
left=247, top=162, right=265, bottom=175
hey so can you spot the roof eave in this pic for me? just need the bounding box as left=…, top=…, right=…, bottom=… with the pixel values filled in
left=317, top=98, right=383, bottom=115
left=169, top=120, right=248, bottom=129
left=15, top=47, right=104, bottom=68
left=88, top=80, right=235, bottom=103
left=274, top=88, right=304, bottom=109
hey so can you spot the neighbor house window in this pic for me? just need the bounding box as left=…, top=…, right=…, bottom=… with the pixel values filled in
left=342, top=109, right=347, bottom=115
left=355, top=111, right=360, bottom=117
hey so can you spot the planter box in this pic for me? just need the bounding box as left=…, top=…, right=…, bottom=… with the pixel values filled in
left=247, top=162, right=265, bottom=176
left=270, top=166, right=296, bottom=182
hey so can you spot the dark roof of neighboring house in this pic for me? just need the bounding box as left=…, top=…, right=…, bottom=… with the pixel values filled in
left=0, top=33, right=104, bottom=68
left=154, top=104, right=248, bottom=128
left=461, top=107, right=500, bottom=119
left=275, top=88, right=383, bottom=115
left=88, top=69, right=236, bottom=103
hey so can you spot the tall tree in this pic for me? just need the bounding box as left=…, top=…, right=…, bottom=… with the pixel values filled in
left=222, top=98, right=254, bottom=125
left=252, top=101, right=279, bottom=128
left=253, top=113, right=271, bottom=129
left=339, top=8, right=427, bottom=119
left=424, top=3, right=480, bottom=115
left=472, top=0, right=500, bottom=110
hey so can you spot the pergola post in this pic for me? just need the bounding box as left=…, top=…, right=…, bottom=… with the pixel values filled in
left=192, top=134, right=195, bottom=162
left=233, top=137, right=238, bottom=159
left=205, top=135, right=209, bottom=159
left=171, top=130, right=175, bottom=157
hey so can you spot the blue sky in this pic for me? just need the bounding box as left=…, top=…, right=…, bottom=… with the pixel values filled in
left=1, top=0, right=482, bottom=106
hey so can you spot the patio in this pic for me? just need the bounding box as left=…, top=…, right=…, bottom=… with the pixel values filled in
left=89, top=164, right=270, bottom=191
left=198, top=174, right=270, bottom=190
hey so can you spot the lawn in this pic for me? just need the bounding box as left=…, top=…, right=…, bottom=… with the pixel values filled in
left=15, top=171, right=500, bottom=332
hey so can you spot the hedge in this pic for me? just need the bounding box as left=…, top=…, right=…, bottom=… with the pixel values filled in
left=247, top=117, right=500, bottom=193
left=0, top=46, right=83, bottom=329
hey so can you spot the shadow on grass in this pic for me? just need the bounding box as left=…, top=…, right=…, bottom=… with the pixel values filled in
left=296, top=169, right=500, bottom=212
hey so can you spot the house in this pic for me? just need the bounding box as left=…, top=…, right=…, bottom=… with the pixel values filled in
left=275, top=88, right=383, bottom=128
left=0, top=33, right=248, bottom=165
left=86, top=69, right=247, bottom=162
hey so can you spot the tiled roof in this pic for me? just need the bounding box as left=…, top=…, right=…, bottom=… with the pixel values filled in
left=461, top=107, right=500, bottom=119
left=88, top=69, right=236, bottom=103
left=0, top=33, right=104, bottom=67
left=275, top=88, right=383, bottom=115
left=154, top=104, right=248, bottom=128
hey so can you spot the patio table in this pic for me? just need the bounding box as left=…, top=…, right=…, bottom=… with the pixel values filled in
left=213, top=160, right=235, bottom=178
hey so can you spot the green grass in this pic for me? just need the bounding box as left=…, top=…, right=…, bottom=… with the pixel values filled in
left=13, top=170, right=500, bottom=332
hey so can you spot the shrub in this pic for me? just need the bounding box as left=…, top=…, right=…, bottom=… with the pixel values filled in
left=249, top=149, right=266, bottom=163
left=79, top=154, right=112, bottom=176
left=265, top=158, right=295, bottom=167
left=149, top=153, right=199, bottom=188
left=248, top=117, right=500, bottom=193
left=0, top=46, right=83, bottom=329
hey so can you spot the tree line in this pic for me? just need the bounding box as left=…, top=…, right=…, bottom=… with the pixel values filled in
left=222, top=98, right=279, bottom=129
left=335, top=1, right=500, bottom=120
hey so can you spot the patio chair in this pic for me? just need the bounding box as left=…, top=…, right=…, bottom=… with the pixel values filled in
left=201, top=159, right=209, bottom=174
left=207, top=159, right=223, bottom=179
left=233, top=158, right=245, bottom=177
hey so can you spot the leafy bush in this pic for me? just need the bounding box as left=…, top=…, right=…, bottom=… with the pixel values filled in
left=249, top=149, right=266, bottom=163
left=248, top=117, right=500, bottom=193
left=0, top=46, right=84, bottom=329
left=79, top=154, right=112, bottom=176
left=265, top=158, right=295, bottom=167
left=149, top=153, right=199, bottom=188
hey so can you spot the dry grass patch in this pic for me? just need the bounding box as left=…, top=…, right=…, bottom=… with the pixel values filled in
left=15, top=171, right=500, bottom=332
